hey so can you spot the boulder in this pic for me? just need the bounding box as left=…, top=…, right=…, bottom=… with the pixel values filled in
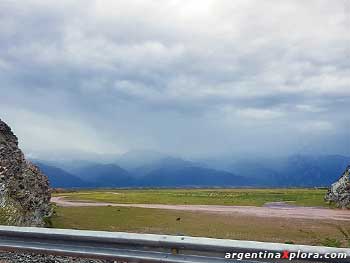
left=0, top=119, right=52, bottom=226
left=325, top=166, right=350, bottom=208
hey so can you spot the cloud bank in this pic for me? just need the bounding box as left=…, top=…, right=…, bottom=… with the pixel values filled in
left=0, top=0, right=349, bottom=158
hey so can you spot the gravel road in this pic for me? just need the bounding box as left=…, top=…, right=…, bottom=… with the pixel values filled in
left=52, top=196, right=350, bottom=221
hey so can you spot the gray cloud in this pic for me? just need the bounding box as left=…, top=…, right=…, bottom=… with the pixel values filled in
left=0, top=0, right=349, bottom=158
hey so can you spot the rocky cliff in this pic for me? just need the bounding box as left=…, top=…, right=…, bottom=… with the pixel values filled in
left=0, top=119, right=52, bottom=226
left=325, top=166, right=350, bottom=208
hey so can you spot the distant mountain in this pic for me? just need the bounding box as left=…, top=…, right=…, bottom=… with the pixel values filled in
left=31, top=158, right=101, bottom=175
left=35, top=162, right=88, bottom=188
left=132, top=156, right=195, bottom=177
left=139, top=166, right=252, bottom=187
left=202, top=154, right=350, bottom=187
left=273, top=155, right=350, bottom=187
left=116, top=150, right=169, bottom=170
left=73, top=164, right=134, bottom=187
left=35, top=154, right=350, bottom=188
left=133, top=156, right=253, bottom=187
left=226, top=160, right=280, bottom=186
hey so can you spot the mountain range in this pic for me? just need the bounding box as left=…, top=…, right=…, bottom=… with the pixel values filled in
left=32, top=151, right=350, bottom=188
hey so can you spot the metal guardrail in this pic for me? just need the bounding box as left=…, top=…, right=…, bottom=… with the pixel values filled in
left=0, top=226, right=349, bottom=262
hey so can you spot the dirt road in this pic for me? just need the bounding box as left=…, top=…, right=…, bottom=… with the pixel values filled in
left=51, top=196, right=350, bottom=221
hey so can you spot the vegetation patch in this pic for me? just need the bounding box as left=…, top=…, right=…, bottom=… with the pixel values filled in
left=54, top=188, right=330, bottom=207
left=51, top=205, right=350, bottom=247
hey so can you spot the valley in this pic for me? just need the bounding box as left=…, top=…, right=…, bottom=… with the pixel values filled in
left=51, top=188, right=350, bottom=248
left=53, top=188, right=329, bottom=207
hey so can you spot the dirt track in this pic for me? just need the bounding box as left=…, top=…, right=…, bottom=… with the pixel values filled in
left=51, top=196, right=350, bottom=221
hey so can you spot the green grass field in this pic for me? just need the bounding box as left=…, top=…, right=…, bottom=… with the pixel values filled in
left=51, top=205, right=350, bottom=247
left=52, top=188, right=349, bottom=247
left=54, top=188, right=331, bottom=207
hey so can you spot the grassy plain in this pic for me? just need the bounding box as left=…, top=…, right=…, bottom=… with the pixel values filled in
left=51, top=205, right=350, bottom=247
left=52, top=188, right=349, bottom=247
left=53, top=188, right=331, bottom=207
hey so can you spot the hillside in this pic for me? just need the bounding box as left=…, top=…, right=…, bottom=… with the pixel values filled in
left=35, top=163, right=88, bottom=188
left=73, top=164, right=135, bottom=187
left=0, top=119, right=51, bottom=226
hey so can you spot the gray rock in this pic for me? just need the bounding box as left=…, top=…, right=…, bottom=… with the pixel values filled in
left=0, top=251, right=112, bottom=263
left=325, top=166, right=350, bottom=208
left=0, top=119, right=52, bottom=226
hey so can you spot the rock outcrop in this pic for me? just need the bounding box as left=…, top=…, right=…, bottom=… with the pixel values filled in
left=0, top=119, right=52, bottom=226
left=325, top=166, right=350, bottom=208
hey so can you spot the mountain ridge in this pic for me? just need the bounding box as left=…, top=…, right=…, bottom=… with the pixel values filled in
left=35, top=153, right=350, bottom=188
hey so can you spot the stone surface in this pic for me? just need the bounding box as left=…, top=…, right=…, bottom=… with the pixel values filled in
left=0, top=251, right=111, bottom=263
left=0, top=119, right=52, bottom=226
left=325, top=165, right=350, bottom=208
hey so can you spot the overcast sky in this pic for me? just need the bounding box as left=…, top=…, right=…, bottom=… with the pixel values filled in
left=0, top=0, right=349, bottom=159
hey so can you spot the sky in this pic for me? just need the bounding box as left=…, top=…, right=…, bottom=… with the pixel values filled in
left=0, top=0, right=349, bottom=159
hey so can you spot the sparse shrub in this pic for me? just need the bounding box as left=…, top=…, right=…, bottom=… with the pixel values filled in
left=321, top=238, right=341, bottom=248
